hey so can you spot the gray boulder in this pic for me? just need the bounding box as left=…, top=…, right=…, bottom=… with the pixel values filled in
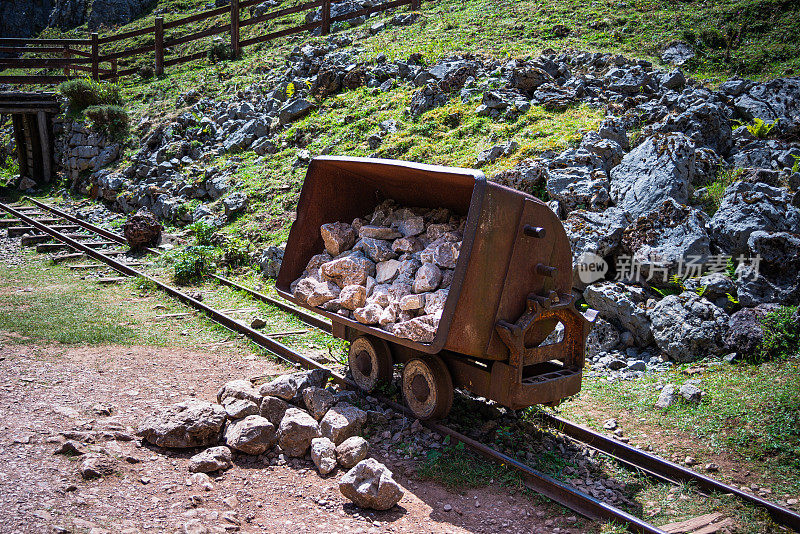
left=336, top=436, right=369, bottom=469
left=735, top=78, right=800, bottom=137
left=224, top=415, right=277, bottom=455
left=598, top=117, right=629, bottom=151
left=223, top=119, right=268, bottom=152
left=648, top=292, right=729, bottom=362
left=410, top=83, right=448, bottom=117
left=644, top=102, right=732, bottom=156
left=222, top=398, right=260, bottom=419
left=655, top=384, right=676, bottom=409
left=610, top=133, right=695, bottom=218
left=217, top=379, right=261, bottom=405
left=136, top=400, right=226, bottom=448
left=189, top=446, right=233, bottom=473
left=302, top=386, right=336, bottom=420
left=339, top=458, right=404, bottom=510
left=585, top=317, right=621, bottom=358
left=564, top=207, right=630, bottom=289
left=277, top=408, right=321, bottom=457
left=476, top=141, right=519, bottom=166
left=509, top=64, right=553, bottom=92
left=680, top=382, right=703, bottom=403
left=583, top=282, right=652, bottom=346
left=259, top=396, right=290, bottom=425
left=87, top=0, right=151, bottom=30
left=620, top=200, right=711, bottom=284
left=580, top=132, right=625, bottom=173
left=223, top=192, right=248, bottom=218
left=79, top=455, right=116, bottom=479
left=259, top=369, right=331, bottom=404
left=546, top=167, right=610, bottom=213
left=707, top=182, right=800, bottom=256
left=259, top=245, right=284, bottom=279
left=724, top=304, right=780, bottom=358
left=661, top=42, right=695, bottom=66
left=683, top=273, right=737, bottom=311
left=320, top=402, right=367, bottom=445
left=736, top=231, right=800, bottom=306
left=278, top=99, right=315, bottom=126
left=311, top=437, right=337, bottom=475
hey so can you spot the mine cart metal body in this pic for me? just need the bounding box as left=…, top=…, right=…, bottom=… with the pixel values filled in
left=277, top=156, right=595, bottom=419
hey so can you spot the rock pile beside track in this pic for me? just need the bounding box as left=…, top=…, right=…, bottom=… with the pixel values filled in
left=136, top=370, right=405, bottom=511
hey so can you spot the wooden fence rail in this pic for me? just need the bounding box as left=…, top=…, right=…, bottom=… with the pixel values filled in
left=0, top=0, right=423, bottom=85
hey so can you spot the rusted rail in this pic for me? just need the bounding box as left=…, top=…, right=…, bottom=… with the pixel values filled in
left=0, top=0, right=423, bottom=84
left=0, top=199, right=664, bottom=533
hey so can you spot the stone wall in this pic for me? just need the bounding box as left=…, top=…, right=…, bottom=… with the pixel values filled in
left=53, top=118, right=121, bottom=195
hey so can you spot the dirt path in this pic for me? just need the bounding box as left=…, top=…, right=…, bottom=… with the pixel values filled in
left=0, top=341, right=582, bottom=534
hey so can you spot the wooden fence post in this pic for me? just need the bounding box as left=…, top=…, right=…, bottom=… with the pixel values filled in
left=91, top=33, right=99, bottom=80
left=154, top=16, right=164, bottom=76
left=321, top=0, right=331, bottom=36
left=231, top=0, right=240, bottom=57
left=63, top=46, right=71, bottom=77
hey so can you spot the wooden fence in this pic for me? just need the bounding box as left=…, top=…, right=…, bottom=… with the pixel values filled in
left=0, top=0, right=422, bottom=85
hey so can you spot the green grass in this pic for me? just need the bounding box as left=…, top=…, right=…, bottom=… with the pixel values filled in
left=560, top=355, right=800, bottom=496
left=0, top=260, right=136, bottom=344
left=33, top=0, right=800, bottom=80
left=702, top=167, right=743, bottom=214
left=417, top=439, right=522, bottom=489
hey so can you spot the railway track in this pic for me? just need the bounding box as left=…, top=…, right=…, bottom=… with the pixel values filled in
left=3, top=198, right=799, bottom=534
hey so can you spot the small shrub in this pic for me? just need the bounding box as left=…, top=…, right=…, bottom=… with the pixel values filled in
left=59, top=78, right=122, bottom=111
left=173, top=246, right=218, bottom=285
left=703, top=167, right=742, bottom=214
left=84, top=105, right=130, bottom=142
left=222, top=237, right=252, bottom=268
left=652, top=275, right=686, bottom=298
left=743, top=117, right=778, bottom=139
left=208, top=42, right=236, bottom=63
left=756, top=305, right=799, bottom=363
left=139, top=65, right=155, bottom=80
left=0, top=155, right=19, bottom=187
left=188, top=221, right=215, bottom=246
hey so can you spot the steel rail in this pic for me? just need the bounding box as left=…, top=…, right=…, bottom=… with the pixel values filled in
left=11, top=200, right=800, bottom=530
left=210, top=274, right=332, bottom=333
left=27, top=199, right=331, bottom=333
left=540, top=413, right=800, bottom=531
left=0, top=200, right=665, bottom=534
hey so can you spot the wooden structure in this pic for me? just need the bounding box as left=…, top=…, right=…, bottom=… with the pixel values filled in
left=0, top=92, right=60, bottom=183
left=0, top=0, right=424, bottom=85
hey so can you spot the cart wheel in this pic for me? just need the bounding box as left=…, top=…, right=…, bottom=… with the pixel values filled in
left=348, top=336, right=393, bottom=392
left=402, top=356, right=454, bottom=421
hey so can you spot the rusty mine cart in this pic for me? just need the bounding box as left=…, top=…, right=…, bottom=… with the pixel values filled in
left=277, top=157, right=596, bottom=420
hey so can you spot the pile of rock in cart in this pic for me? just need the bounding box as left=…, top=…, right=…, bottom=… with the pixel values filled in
left=291, top=200, right=465, bottom=343
left=136, top=369, right=404, bottom=511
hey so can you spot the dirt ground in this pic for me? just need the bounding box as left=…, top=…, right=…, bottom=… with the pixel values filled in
left=0, top=340, right=587, bottom=534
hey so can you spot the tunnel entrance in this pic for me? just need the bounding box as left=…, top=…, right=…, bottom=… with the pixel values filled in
left=0, top=92, right=60, bottom=186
